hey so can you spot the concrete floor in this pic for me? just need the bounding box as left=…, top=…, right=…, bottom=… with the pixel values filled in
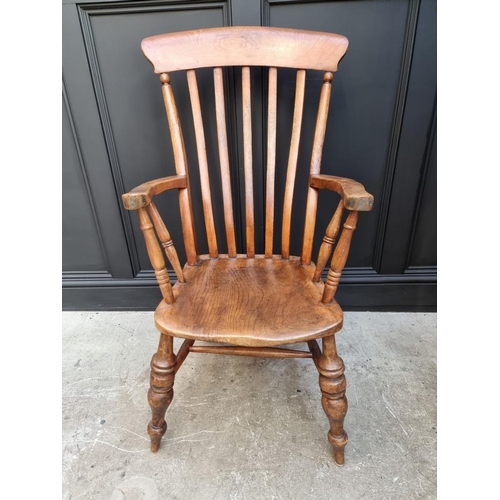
left=62, top=312, right=436, bottom=500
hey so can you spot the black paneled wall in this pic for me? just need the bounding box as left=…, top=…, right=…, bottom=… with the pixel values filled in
left=63, top=0, right=436, bottom=310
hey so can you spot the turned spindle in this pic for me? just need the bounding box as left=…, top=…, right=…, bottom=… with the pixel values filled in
left=138, top=208, right=174, bottom=304
left=322, top=210, right=359, bottom=303
left=147, top=202, right=185, bottom=284
left=313, top=200, right=344, bottom=282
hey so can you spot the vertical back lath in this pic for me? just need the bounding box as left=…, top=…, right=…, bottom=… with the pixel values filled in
left=301, top=72, right=334, bottom=265
left=213, top=67, right=237, bottom=258
left=265, top=67, right=277, bottom=258
left=242, top=66, right=255, bottom=257
left=281, top=69, right=306, bottom=259
left=186, top=69, right=218, bottom=258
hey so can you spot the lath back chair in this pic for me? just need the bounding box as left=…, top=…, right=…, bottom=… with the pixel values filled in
left=122, top=26, right=374, bottom=465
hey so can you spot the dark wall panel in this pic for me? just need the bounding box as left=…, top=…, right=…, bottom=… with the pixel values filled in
left=379, top=0, right=437, bottom=274
left=408, top=123, right=437, bottom=268
left=85, top=4, right=230, bottom=269
left=63, top=3, right=133, bottom=278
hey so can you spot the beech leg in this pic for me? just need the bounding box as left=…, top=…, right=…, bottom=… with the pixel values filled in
left=317, top=334, right=348, bottom=465
left=147, top=333, right=176, bottom=452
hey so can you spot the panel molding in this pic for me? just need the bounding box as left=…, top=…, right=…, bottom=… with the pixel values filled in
left=77, top=0, right=231, bottom=276
left=63, top=271, right=113, bottom=280
left=63, top=264, right=435, bottom=287
left=62, top=74, right=111, bottom=274
left=405, top=265, right=437, bottom=276
left=378, top=0, right=436, bottom=274
left=63, top=279, right=436, bottom=311
left=371, top=0, right=421, bottom=272
left=78, top=0, right=230, bottom=15
left=404, top=99, right=436, bottom=269
left=78, top=5, right=140, bottom=275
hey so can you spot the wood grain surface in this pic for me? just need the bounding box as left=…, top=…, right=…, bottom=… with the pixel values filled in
left=161, top=74, right=198, bottom=265
left=310, top=174, right=374, bottom=211
left=122, top=175, right=186, bottom=210
left=154, top=255, right=343, bottom=346
left=186, top=69, right=218, bottom=258
left=265, top=67, right=277, bottom=258
left=282, top=69, right=306, bottom=259
left=214, top=67, right=237, bottom=257
left=301, top=72, right=334, bottom=265
left=242, top=66, right=255, bottom=257
left=142, top=27, right=348, bottom=73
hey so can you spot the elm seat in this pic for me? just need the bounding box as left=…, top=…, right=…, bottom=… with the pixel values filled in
left=154, top=256, right=343, bottom=347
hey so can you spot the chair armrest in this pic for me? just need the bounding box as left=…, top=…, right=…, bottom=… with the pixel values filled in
left=122, top=175, right=187, bottom=210
left=310, top=174, right=374, bottom=211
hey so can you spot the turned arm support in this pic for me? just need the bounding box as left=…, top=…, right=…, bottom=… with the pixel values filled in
left=313, top=174, right=373, bottom=285
left=121, top=175, right=188, bottom=300
left=137, top=207, right=175, bottom=304
left=122, top=175, right=187, bottom=211
left=322, top=210, right=358, bottom=303
left=310, top=174, right=374, bottom=212
left=311, top=175, right=373, bottom=301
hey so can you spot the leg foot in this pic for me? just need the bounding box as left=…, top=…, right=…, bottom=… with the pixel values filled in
left=317, top=334, right=348, bottom=465
left=147, top=333, right=176, bottom=452
left=148, top=420, right=167, bottom=452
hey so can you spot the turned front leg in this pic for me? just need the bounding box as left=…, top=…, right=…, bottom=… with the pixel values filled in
left=148, top=333, right=176, bottom=452
left=318, top=334, right=348, bottom=465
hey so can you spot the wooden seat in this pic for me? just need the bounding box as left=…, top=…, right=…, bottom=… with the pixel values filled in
left=155, top=256, right=343, bottom=346
left=121, top=26, right=374, bottom=465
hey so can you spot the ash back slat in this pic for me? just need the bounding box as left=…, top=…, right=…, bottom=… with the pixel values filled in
left=186, top=69, right=218, bottom=258
left=213, top=67, right=237, bottom=258
left=264, top=67, right=278, bottom=258
left=281, top=69, right=306, bottom=259
left=241, top=66, right=255, bottom=257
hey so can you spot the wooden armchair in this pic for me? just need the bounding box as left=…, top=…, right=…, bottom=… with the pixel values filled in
left=122, top=26, right=374, bottom=465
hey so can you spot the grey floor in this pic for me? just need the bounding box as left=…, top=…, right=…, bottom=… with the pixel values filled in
left=62, top=312, right=436, bottom=500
